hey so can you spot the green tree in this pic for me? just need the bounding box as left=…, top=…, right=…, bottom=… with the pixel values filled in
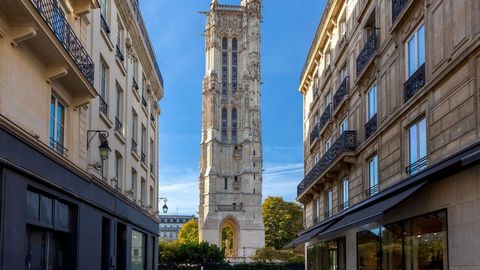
left=178, top=219, right=199, bottom=243
left=253, top=247, right=304, bottom=264
left=158, top=241, right=224, bottom=266
left=262, top=196, right=303, bottom=249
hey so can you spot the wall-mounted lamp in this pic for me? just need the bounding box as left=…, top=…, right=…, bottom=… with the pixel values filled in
left=159, top=197, right=168, bottom=214
left=87, top=130, right=111, bottom=160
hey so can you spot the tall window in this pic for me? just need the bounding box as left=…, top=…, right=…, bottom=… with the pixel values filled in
left=407, top=24, right=425, bottom=78
left=224, top=178, right=228, bottom=190
left=367, top=84, right=377, bottom=120
left=325, top=91, right=332, bottom=106
left=340, top=117, right=349, bottom=134
left=100, top=0, right=108, bottom=20
left=231, top=108, right=237, bottom=143
left=368, top=155, right=379, bottom=196
left=117, top=20, right=125, bottom=58
left=307, top=238, right=346, bottom=270
left=232, top=38, right=238, bottom=94
left=133, top=59, right=139, bottom=85
left=315, top=199, right=320, bottom=221
left=326, top=190, right=333, bottom=217
left=221, top=108, right=227, bottom=142
left=221, top=37, right=228, bottom=96
left=132, top=110, right=138, bottom=145
left=131, top=169, right=137, bottom=199
left=131, top=230, right=146, bottom=270
left=314, top=153, right=320, bottom=164
left=115, top=153, right=122, bottom=189
left=50, top=95, right=65, bottom=153
left=339, top=12, right=346, bottom=39
left=141, top=125, right=146, bottom=157
left=100, top=62, right=107, bottom=100
left=141, top=75, right=147, bottom=99
left=141, top=178, right=146, bottom=206
left=325, top=49, right=331, bottom=68
left=339, top=65, right=347, bottom=81
left=116, top=86, right=123, bottom=125
left=325, top=137, right=332, bottom=153
left=150, top=139, right=155, bottom=172
left=149, top=186, right=154, bottom=207
left=342, top=178, right=349, bottom=209
left=409, top=117, right=427, bottom=174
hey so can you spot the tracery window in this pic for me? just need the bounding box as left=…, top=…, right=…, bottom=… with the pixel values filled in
left=231, top=108, right=237, bottom=143
left=221, top=108, right=228, bottom=142
left=232, top=38, right=238, bottom=94
left=222, top=37, right=228, bottom=96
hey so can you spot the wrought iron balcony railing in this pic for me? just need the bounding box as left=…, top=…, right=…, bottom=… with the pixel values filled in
left=150, top=113, right=155, bottom=123
left=99, top=96, right=108, bottom=115
left=309, top=123, right=320, bottom=145
left=114, top=117, right=123, bottom=131
left=30, top=0, right=95, bottom=85
left=297, top=131, right=357, bottom=197
left=404, top=64, right=426, bottom=102
left=356, top=32, right=377, bottom=76
left=365, top=184, right=379, bottom=197
left=49, top=138, right=68, bottom=156
left=339, top=201, right=349, bottom=211
left=141, top=152, right=146, bottom=164
left=132, top=77, right=139, bottom=90
left=131, top=139, right=138, bottom=152
left=115, top=45, right=125, bottom=62
left=365, top=113, right=377, bottom=140
left=100, top=14, right=110, bottom=34
left=392, top=0, right=409, bottom=23
left=142, top=96, right=147, bottom=107
left=333, top=77, right=349, bottom=111
left=406, top=156, right=427, bottom=176
left=216, top=204, right=243, bottom=212
left=319, top=103, right=332, bottom=132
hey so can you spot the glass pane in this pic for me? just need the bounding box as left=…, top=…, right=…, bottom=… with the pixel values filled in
left=419, top=118, right=427, bottom=159
left=57, top=102, right=64, bottom=126
left=410, top=124, right=418, bottom=164
left=408, top=36, right=416, bottom=77
left=307, top=245, right=316, bottom=270
left=27, top=191, right=40, bottom=222
left=27, top=228, right=45, bottom=270
left=131, top=230, right=146, bottom=270
left=357, top=228, right=382, bottom=270
left=418, top=25, right=425, bottom=66
left=48, top=232, right=66, bottom=269
left=55, top=201, right=70, bottom=231
left=40, top=195, right=53, bottom=225
left=382, top=223, right=403, bottom=270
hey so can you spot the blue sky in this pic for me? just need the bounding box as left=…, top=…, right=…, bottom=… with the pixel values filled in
left=140, top=0, right=326, bottom=215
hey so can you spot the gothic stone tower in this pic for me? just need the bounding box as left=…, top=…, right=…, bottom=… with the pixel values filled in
left=198, top=0, right=265, bottom=258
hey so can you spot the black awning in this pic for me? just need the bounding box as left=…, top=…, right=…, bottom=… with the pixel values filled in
left=318, top=182, right=425, bottom=238
left=285, top=220, right=335, bottom=249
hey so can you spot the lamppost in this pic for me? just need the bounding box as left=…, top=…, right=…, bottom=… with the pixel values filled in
left=159, top=197, right=168, bottom=214
left=87, top=130, right=111, bottom=179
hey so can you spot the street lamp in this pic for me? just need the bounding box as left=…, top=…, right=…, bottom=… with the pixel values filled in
left=87, top=130, right=111, bottom=180
left=159, top=197, right=168, bottom=214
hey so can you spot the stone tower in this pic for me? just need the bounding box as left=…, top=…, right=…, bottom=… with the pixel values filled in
left=198, top=0, right=264, bottom=258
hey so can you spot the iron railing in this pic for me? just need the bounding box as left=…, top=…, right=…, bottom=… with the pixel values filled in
left=392, top=0, right=409, bottom=23
left=131, top=139, right=138, bottom=152
left=356, top=32, right=377, bottom=76
left=100, top=14, right=110, bottom=34
left=216, top=204, right=243, bottom=212
left=115, top=117, right=122, bottom=131
left=141, top=96, right=147, bottom=107
left=404, top=64, right=425, bottom=102
left=365, top=113, right=377, bottom=140
left=132, top=77, right=139, bottom=90
left=30, top=0, right=94, bottom=85
left=333, top=77, right=349, bottom=111
left=339, top=201, right=349, bottom=211
left=309, top=123, right=320, bottom=145
left=150, top=113, right=155, bottom=123
left=297, top=131, right=357, bottom=196
left=141, top=152, right=146, bottom=164
left=115, top=45, right=124, bottom=62
left=99, top=96, right=108, bottom=115
left=129, top=0, right=164, bottom=88
left=319, top=103, right=332, bottom=132
left=49, top=138, right=67, bottom=156
left=406, top=156, right=427, bottom=175
left=365, top=184, right=379, bottom=197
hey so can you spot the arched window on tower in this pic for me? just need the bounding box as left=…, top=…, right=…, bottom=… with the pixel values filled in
left=231, top=108, right=237, bottom=143
left=221, top=108, right=228, bottom=142
left=221, top=37, right=228, bottom=97
left=232, top=38, right=238, bottom=94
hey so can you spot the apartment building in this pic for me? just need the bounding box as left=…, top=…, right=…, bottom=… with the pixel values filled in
left=288, top=0, right=480, bottom=269
left=0, top=0, right=163, bottom=269
left=159, top=215, right=195, bottom=242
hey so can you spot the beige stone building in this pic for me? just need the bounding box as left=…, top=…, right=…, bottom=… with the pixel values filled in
left=288, top=0, right=480, bottom=269
left=198, top=0, right=265, bottom=259
left=0, top=0, right=163, bottom=268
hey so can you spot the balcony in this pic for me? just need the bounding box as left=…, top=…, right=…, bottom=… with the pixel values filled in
left=216, top=204, right=243, bottom=212
left=141, top=152, right=146, bottom=164
left=100, top=14, right=110, bottom=34
left=49, top=138, right=67, bottom=156
left=142, top=96, right=148, bottom=108
left=392, top=0, right=409, bottom=23
left=150, top=113, right=156, bottom=123
left=406, top=156, right=427, bottom=176
left=339, top=201, right=349, bottom=211
left=131, top=139, right=138, bottom=152
left=318, top=103, right=332, bottom=133
left=114, top=117, right=123, bottom=131
left=99, top=97, right=108, bottom=115
left=356, top=32, right=377, bottom=76
left=115, top=45, right=125, bottom=62
left=404, top=64, right=426, bottom=102
left=365, top=184, right=379, bottom=197
left=297, top=131, right=357, bottom=198
left=365, top=114, right=377, bottom=140
left=333, top=77, right=349, bottom=111
left=309, top=123, right=320, bottom=145
left=132, top=77, right=139, bottom=90
left=324, top=210, right=333, bottom=220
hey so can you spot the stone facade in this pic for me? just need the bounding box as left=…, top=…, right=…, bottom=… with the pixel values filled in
left=295, top=0, right=480, bottom=269
left=198, top=0, right=265, bottom=258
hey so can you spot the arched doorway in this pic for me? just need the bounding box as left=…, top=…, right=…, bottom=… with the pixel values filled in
left=220, top=218, right=238, bottom=258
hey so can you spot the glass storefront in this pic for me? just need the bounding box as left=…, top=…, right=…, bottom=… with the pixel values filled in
left=357, top=210, right=448, bottom=270
left=307, top=237, right=346, bottom=270
left=131, top=229, right=146, bottom=270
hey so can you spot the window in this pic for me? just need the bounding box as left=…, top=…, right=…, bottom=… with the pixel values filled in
left=315, top=199, right=320, bottom=221
left=307, top=238, right=346, bottom=270
left=325, top=137, right=332, bottom=152
left=367, top=84, right=377, bottom=120
left=100, top=0, right=108, bottom=20
left=131, top=230, right=146, bottom=270
left=131, top=169, right=137, bottom=199
left=101, top=217, right=111, bottom=270
left=325, top=49, right=331, bottom=67
left=325, top=91, right=332, bottom=106
left=409, top=117, right=427, bottom=174
left=357, top=228, right=382, bottom=270
left=132, top=110, right=138, bottom=146
left=133, top=59, right=139, bottom=86
left=150, top=139, right=155, bottom=173
left=116, top=19, right=125, bottom=59
left=224, top=178, right=228, bottom=190
left=100, top=61, right=108, bottom=100
left=314, top=153, right=320, bottom=164
left=339, top=14, right=346, bottom=39
left=50, top=95, right=66, bottom=154
left=368, top=155, right=379, bottom=196
left=232, top=38, right=238, bottom=94
left=149, top=186, right=154, bottom=207
left=222, top=37, right=228, bottom=96
left=116, top=85, right=123, bottom=125
left=115, top=153, right=122, bottom=189
left=341, top=178, right=349, bottom=209
left=231, top=108, right=237, bottom=143
left=141, top=178, right=146, bottom=206
left=326, top=190, right=333, bottom=217
left=141, top=125, right=146, bottom=157
left=221, top=108, right=227, bottom=142
left=141, top=75, right=147, bottom=99
left=339, top=65, right=347, bottom=81
left=340, top=117, right=349, bottom=134
left=406, top=24, right=425, bottom=78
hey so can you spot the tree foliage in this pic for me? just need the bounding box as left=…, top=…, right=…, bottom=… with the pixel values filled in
left=262, top=196, right=303, bottom=249
left=178, top=219, right=199, bottom=243
left=158, top=241, right=225, bottom=266
left=253, top=247, right=304, bottom=264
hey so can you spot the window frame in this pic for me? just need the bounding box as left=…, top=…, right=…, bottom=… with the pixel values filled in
left=368, top=155, right=379, bottom=195
left=406, top=23, right=425, bottom=79
left=367, top=83, right=377, bottom=120
left=50, top=94, right=66, bottom=151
